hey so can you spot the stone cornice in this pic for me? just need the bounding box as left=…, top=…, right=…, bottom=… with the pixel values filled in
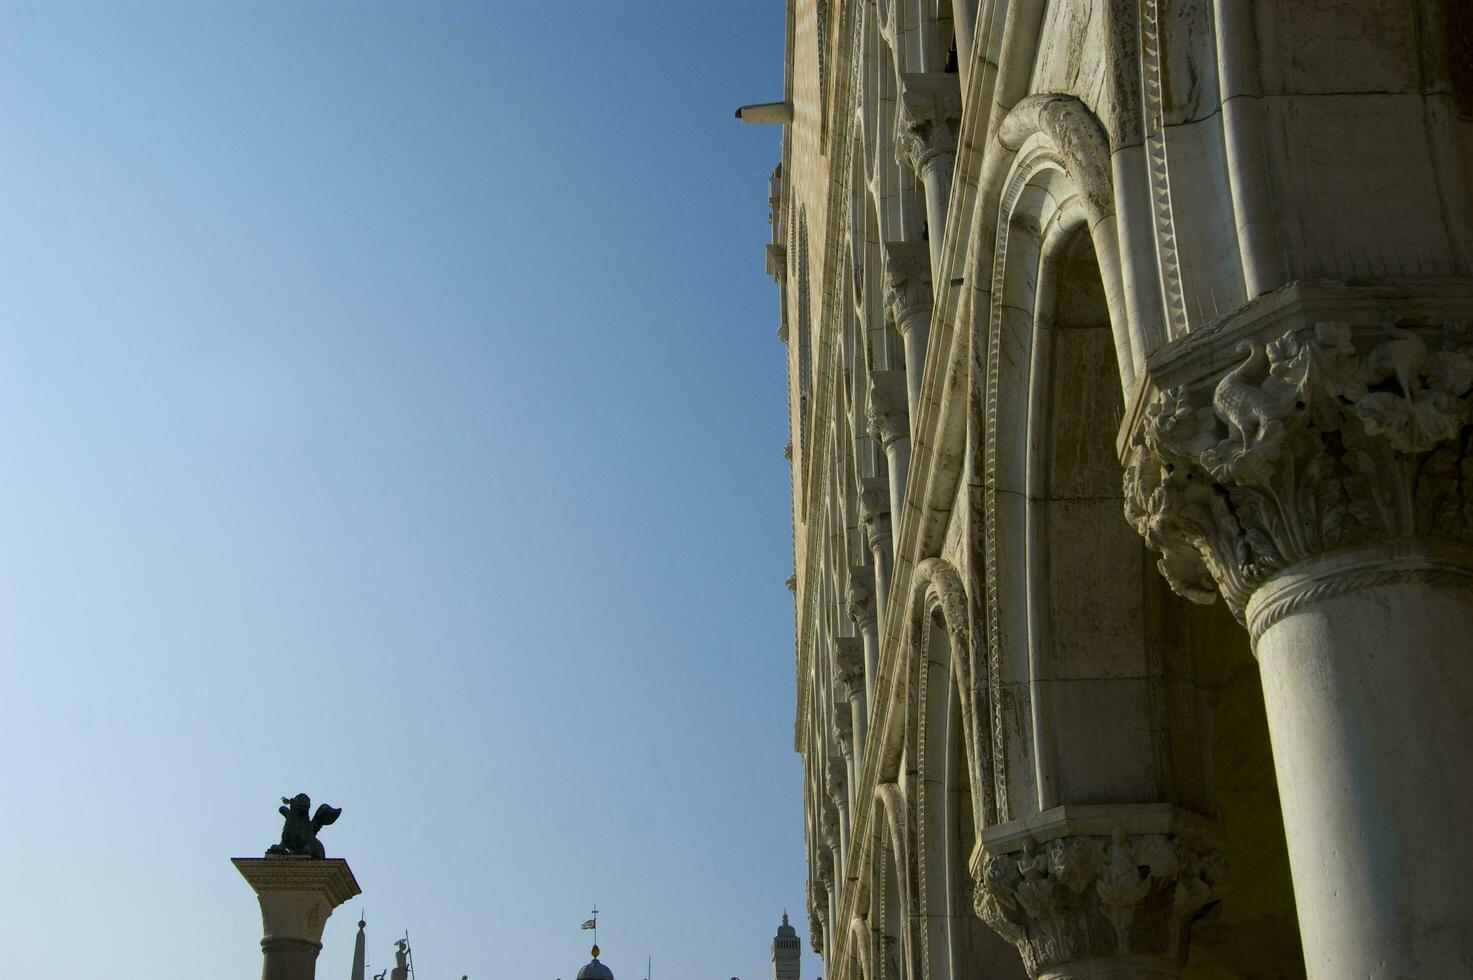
left=232, top=857, right=361, bottom=907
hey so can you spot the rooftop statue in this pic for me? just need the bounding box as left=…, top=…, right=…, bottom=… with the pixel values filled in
left=265, top=793, right=342, bottom=858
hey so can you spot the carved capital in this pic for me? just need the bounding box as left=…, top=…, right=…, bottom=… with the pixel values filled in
left=809, top=905, right=826, bottom=954
left=882, top=241, right=934, bottom=334
left=1124, top=316, right=1473, bottom=623
left=845, top=566, right=877, bottom=631
left=868, top=369, right=911, bottom=449
left=834, top=636, right=867, bottom=702
left=826, top=755, right=850, bottom=804
left=897, top=73, right=962, bottom=175
left=832, top=703, right=855, bottom=761
left=973, top=807, right=1225, bottom=976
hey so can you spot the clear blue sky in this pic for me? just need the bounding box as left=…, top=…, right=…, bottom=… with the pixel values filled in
left=0, top=3, right=801, bottom=977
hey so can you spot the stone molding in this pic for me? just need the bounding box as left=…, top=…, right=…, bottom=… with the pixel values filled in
left=1124, top=317, right=1473, bottom=621
left=973, top=806, right=1225, bottom=977
left=867, top=370, right=911, bottom=449
left=233, top=857, right=361, bottom=947
left=996, top=93, right=1114, bottom=224
left=897, top=73, right=962, bottom=175
left=882, top=240, right=935, bottom=333
left=1243, top=538, right=1473, bottom=643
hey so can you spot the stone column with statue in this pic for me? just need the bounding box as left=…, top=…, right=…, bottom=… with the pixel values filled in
left=235, top=793, right=361, bottom=980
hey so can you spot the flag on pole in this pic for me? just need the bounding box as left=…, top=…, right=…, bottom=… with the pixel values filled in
left=580, top=919, right=597, bottom=930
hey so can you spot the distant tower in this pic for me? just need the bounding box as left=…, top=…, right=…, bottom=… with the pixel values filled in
left=772, top=912, right=800, bottom=980
left=350, top=916, right=367, bottom=980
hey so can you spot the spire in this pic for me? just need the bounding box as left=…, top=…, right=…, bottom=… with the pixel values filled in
left=350, top=914, right=367, bottom=980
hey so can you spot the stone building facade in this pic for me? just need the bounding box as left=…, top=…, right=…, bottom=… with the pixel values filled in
left=758, top=2, right=1473, bottom=978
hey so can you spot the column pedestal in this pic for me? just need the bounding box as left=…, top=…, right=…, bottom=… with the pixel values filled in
left=1247, top=541, right=1473, bottom=978
left=235, top=857, right=361, bottom=980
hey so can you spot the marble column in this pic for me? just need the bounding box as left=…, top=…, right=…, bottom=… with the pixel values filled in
left=1124, top=316, right=1473, bottom=978
left=835, top=634, right=869, bottom=760
left=858, top=478, right=895, bottom=631
left=882, top=241, right=936, bottom=424
left=868, top=370, right=912, bottom=554
left=845, top=566, right=881, bottom=712
left=234, top=858, right=361, bottom=980
left=897, top=73, right=961, bottom=272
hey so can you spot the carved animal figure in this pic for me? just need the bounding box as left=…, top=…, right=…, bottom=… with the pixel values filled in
left=1212, top=342, right=1301, bottom=450
left=267, top=793, right=342, bottom=859
left=1361, top=318, right=1427, bottom=398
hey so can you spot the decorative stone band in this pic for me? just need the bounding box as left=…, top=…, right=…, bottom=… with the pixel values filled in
left=1123, top=317, right=1473, bottom=621
left=896, top=72, right=961, bottom=175
left=972, top=805, right=1225, bottom=977
left=1244, top=538, right=1473, bottom=643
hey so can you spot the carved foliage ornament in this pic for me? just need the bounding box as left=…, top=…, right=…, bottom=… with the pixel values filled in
left=1124, top=318, right=1473, bottom=620
left=897, top=74, right=962, bottom=174
left=974, top=829, right=1225, bottom=975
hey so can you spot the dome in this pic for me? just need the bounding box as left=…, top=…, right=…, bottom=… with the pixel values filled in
left=576, top=945, right=614, bottom=980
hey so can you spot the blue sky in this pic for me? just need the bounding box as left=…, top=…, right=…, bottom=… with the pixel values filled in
left=0, top=2, right=800, bottom=977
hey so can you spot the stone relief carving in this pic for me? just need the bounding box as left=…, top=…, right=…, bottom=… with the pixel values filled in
left=868, top=370, right=911, bottom=449
left=974, top=829, right=1225, bottom=976
left=1124, top=318, right=1473, bottom=623
left=834, top=636, right=866, bottom=701
left=845, top=566, right=877, bottom=630
left=881, top=241, right=934, bottom=328
left=896, top=73, right=961, bottom=175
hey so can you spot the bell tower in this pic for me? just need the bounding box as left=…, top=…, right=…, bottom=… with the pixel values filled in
left=771, top=912, right=800, bottom=980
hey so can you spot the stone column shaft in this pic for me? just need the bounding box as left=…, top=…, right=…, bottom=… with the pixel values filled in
left=898, top=74, right=961, bottom=273
left=1249, top=543, right=1473, bottom=978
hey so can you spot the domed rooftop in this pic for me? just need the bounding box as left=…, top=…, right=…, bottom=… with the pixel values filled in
left=576, top=945, right=614, bottom=980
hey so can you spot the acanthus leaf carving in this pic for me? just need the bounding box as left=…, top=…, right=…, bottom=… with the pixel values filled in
left=974, top=827, right=1225, bottom=976
left=1125, top=318, right=1473, bottom=623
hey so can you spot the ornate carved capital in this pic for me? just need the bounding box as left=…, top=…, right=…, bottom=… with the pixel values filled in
left=897, top=73, right=961, bottom=175
left=826, top=756, right=850, bottom=805
left=809, top=905, right=826, bottom=954
left=974, top=808, right=1225, bottom=976
left=832, top=704, right=855, bottom=762
left=845, top=566, right=877, bottom=631
left=882, top=241, right=934, bottom=333
left=868, top=369, right=911, bottom=449
left=1124, top=317, right=1473, bottom=622
left=834, top=636, right=867, bottom=703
